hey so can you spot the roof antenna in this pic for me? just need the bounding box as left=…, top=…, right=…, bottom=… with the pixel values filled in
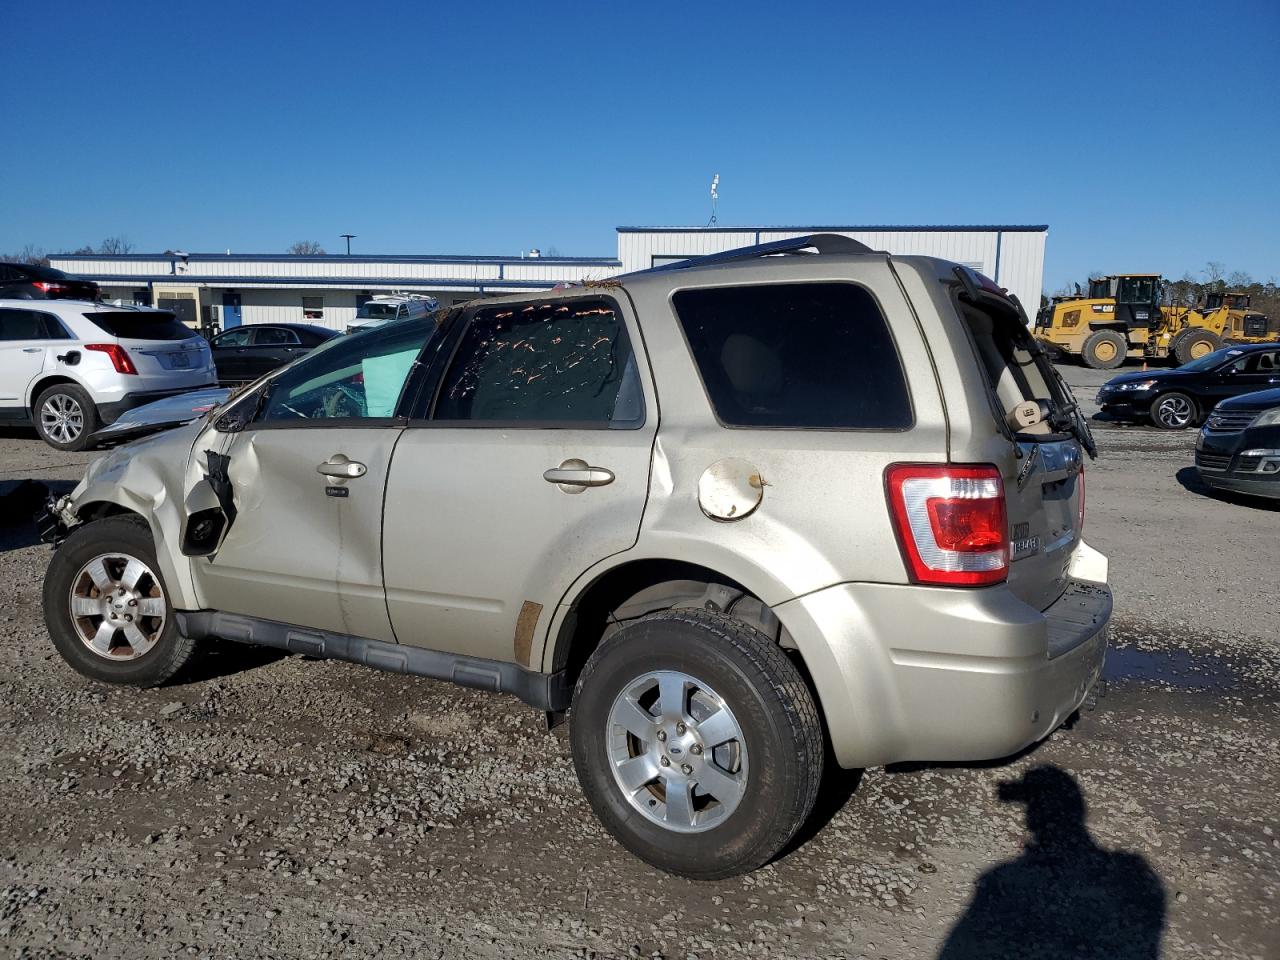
left=707, top=173, right=720, bottom=226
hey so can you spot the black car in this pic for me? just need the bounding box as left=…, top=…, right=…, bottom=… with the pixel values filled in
left=1096, top=343, right=1280, bottom=429
left=1195, top=387, right=1280, bottom=499
left=0, top=262, right=99, bottom=301
left=208, top=323, right=339, bottom=384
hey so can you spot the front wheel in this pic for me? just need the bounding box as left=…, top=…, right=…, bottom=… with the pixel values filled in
left=43, top=516, right=199, bottom=686
left=1081, top=330, right=1127, bottom=370
left=1150, top=391, right=1197, bottom=429
left=570, top=609, right=824, bottom=879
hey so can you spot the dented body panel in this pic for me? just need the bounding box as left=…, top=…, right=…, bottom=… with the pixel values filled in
left=54, top=242, right=1111, bottom=770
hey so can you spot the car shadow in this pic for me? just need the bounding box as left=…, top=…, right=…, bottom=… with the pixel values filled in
left=173, top=639, right=289, bottom=686
left=935, top=765, right=1166, bottom=960
left=1175, top=466, right=1280, bottom=510
left=0, top=479, right=76, bottom=553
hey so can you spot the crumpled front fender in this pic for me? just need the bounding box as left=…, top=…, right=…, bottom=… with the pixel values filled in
left=66, top=421, right=213, bottom=610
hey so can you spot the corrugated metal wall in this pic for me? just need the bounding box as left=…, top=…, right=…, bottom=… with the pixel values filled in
left=616, top=228, right=1047, bottom=318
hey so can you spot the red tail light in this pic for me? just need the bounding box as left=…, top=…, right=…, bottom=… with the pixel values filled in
left=32, top=281, right=67, bottom=295
left=885, top=464, right=1009, bottom=586
left=84, top=343, right=138, bottom=375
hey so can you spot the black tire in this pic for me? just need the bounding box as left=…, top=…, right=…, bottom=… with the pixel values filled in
left=43, top=516, right=198, bottom=687
left=1149, top=391, right=1198, bottom=430
left=570, top=609, right=824, bottom=879
left=1173, top=329, right=1222, bottom=366
left=1081, top=329, right=1127, bottom=369
left=32, top=382, right=99, bottom=452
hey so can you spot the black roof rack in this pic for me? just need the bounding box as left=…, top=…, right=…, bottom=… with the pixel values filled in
left=625, top=233, right=877, bottom=277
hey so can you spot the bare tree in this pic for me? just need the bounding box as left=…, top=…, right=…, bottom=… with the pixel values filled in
left=98, top=236, right=135, bottom=255
left=72, top=245, right=96, bottom=255
left=3, top=244, right=50, bottom=265
left=1226, top=270, right=1252, bottom=290
left=1201, top=261, right=1226, bottom=288
left=288, top=240, right=326, bottom=255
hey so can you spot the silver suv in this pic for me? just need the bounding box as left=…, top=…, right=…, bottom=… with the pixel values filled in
left=0, top=300, right=216, bottom=450
left=41, top=236, right=1110, bottom=878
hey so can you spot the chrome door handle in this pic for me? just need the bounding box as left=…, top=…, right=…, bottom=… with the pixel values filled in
left=317, top=455, right=367, bottom=479
left=22, top=347, right=42, bottom=353
left=543, top=458, right=615, bottom=491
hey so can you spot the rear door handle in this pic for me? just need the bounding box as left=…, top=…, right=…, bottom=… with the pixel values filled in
left=22, top=347, right=42, bottom=353
left=543, top=458, right=615, bottom=491
left=317, top=455, right=367, bottom=479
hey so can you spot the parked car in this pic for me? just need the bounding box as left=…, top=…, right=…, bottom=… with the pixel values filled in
left=347, top=294, right=438, bottom=334
left=0, top=262, right=99, bottom=301
left=1195, top=388, right=1280, bottom=499
left=40, top=236, right=1109, bottom=878
left=207, top=323, right=339, bottom=385
left=0, top=300, right=216, bottom=451
left=1096, top=342, right=1280, bottom=428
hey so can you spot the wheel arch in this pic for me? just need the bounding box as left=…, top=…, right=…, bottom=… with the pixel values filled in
left=542, top=554, right=848, bottom=756
left=27, top=373, right=88, bottom=412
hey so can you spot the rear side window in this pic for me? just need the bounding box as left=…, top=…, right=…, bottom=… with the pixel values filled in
left=84, top=310, right=192, bottom=341
left=671, top=282, right=912, bottom=429
left=253, top=327, right=300, bottom=346
left=433, top=298, right=644, bottom=428
left=0, top=309, right=72, bottom=340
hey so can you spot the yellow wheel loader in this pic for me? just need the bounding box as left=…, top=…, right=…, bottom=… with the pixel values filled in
left=1034, top=274, right=1197, bottom=369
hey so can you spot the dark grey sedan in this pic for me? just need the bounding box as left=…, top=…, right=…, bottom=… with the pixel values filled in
left=208, top=323, right=339, bottom=384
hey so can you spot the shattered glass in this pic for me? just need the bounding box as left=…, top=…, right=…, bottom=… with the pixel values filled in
left=435, top=299, right=643, bottom=427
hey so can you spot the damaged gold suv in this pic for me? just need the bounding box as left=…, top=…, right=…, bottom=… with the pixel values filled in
left=42, top=235, right=1111, bottom=878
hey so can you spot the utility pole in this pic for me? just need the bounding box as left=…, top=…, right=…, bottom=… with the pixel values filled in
left=341, top=234, right=356, bottom=255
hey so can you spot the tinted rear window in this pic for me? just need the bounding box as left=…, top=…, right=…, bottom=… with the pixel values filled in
left=671, top=282, right=912, bottom=429
left=84, top=310, right=193, bottom=341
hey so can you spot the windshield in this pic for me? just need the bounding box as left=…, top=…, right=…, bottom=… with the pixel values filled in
left=1180, top=346, right=1246, bottom=372
left=356, top=303, right=399, bottom=320
left=1117, top=277, right=1158, bottom=304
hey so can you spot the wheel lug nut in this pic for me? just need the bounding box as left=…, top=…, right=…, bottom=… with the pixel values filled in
left=681, top=764, right=693, bottom=775
left=691, top=744, right=703, bottom=755
left=128, top=599, right=137, bottom=607
left=125, top=615, right=133, bottom=622
left=660, top=756, right=670, bottom=767
left=656, top=730, right=667, bottom=742
left=676, top=722, right=686, bottom=735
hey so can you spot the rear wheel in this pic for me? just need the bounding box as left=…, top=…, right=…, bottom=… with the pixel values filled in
left=1150, top=391, right=1197, bottom=429
left=43, top=516, right=198, bottom=686
left=570, top=609, right=824, bottom=879
left=1173, top=329, right=1222, bottom=366
left=33, top=383, right=99, bottom=452
left=1081, top=330, right=1127, bottom=369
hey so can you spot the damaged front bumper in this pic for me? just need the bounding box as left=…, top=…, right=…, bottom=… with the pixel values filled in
left=37, top=494, right=80, bottom=545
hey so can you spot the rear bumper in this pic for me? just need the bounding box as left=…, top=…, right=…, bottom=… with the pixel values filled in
left=774, top=542, right=1110, bottom=769
left=98, top=387, right=216, bottom=425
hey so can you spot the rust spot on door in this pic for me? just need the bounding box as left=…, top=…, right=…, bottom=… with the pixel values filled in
left=513, top=600, right=543, bottom=667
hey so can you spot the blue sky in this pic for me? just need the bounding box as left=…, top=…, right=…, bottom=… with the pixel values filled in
left=2, top=0, right=1276, bottom=293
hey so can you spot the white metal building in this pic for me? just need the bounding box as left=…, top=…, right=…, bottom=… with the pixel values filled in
left=49, top=225, right=1046, bottom=331
left=617, top=225, right=1047, bottom=317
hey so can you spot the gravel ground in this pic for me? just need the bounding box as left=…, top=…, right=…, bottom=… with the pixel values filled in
left=0, top=364, right=1276, bottom=960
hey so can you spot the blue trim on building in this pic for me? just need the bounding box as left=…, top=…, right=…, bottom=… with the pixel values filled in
left=54, top=253, right=620, bottom=266
left=994, top=231, right=1003, bottom=284
left=81, top=274, right=577, bottom=289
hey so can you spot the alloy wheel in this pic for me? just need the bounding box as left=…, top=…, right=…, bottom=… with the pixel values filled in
left=1156, top=395, right=1193, bottom=428
left=41, top=393, right=84, bottom=445
left=606, top=670, right=749, bottom=833
left=67, top=553, right=167, bottom=660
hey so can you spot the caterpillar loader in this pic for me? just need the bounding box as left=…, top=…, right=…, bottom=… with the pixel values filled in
left=1034, top=274, right=1215, bottom=369
left=1198, top=292, right=1277, bottom=345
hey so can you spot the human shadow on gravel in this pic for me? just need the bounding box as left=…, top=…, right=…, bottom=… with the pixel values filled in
left=937, top=765, right=1166, bottom=960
